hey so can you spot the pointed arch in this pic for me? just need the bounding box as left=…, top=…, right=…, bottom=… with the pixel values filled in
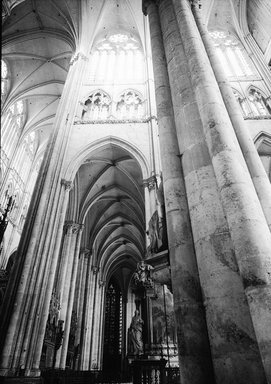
left=64, top=136, right=150, bottom=182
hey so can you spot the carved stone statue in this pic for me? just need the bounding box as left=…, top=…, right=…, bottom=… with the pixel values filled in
left=134, top=261, right=154, bottom=288
left=128, top=309, right=144, bottom=356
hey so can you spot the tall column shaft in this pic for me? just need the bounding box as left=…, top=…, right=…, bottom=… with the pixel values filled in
left=56, top=223, right=75, bottom=302
left=0, top=51, right=88, bottom=376
left=90, top=280, right=105, bottom=370
left=79, top=263, right=96, bottom=370
left=59, top=224, right=84, bottom=369
left=73, top=250, right=88, bottom=370
left=54, top=223, right=78, bottom=368
left=157, top=0, right=267, bottom=382
left=172, top=0, right=271, bottom=379
left=30, top=181, right=73, bottom=372
left=144, top=2, right=215, bottom=383
left=191, top=2, right=271, bottom=230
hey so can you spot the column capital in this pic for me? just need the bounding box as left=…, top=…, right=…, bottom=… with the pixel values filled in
left=64, top=220, right=75, bottom=234
left=91, top=265, right=100, bottom=275
left=71, top=223, right=83, bottom=234
left=143, top=175, right=157, bottom=191
left=70, top=52, right=89, bottom=66
left=80, top=247, right=91, bottom=258
left=61, top=179, right=73, bottom=191
left=99, top=280, right=105, bottom=288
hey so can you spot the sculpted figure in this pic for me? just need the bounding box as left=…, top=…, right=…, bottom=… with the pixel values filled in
left=128, top=309, right=144, bottom=356
left=134, top=261, right=154, bottom=287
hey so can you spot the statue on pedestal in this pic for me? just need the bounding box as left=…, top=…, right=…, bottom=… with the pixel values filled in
left=128, top=310, right=144, bottom=356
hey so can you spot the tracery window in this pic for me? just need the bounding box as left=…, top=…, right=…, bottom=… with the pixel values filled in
left=90, top=33, right=144, bottom=83
left=82, top=91, right=111, bottom=120
left=233, top=89, right=250, bottom=117
left=116, top=90, right=144, bottom=119
left=247, top=88, right=271, bottom=117
left=5, top=100, right=25, bottom=131
left=209, top=31, right=255, bottom=78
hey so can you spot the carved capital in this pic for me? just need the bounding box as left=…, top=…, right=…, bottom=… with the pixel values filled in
left=80, top=247, right=91, bottom=258
left=70, top=52, right=88, bottom=66
left=64, top=220, right=75, bottom=234
left=61, top=179, right=73, bottom=191
left=99, top=280, right=105, bottom=288
left=71, top=223, right=81, bottom=234
left=91, top=265, right=100, bottom=275
left=143, top=175, right=157, bottom=192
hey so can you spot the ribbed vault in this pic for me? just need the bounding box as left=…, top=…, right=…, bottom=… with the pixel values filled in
left=2, top=0, right=79, bottom=155
left=73, top=143, right=145, bottom=286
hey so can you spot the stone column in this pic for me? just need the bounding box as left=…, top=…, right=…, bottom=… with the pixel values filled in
left=0, top=50, right=88, bottom=377
left=56, top=222, right=76, bottom=303
left=74, top=249, right=88, bottom=347
left=157, top=0, right=267, bottom=382
left=143, top=2, right=215, bottom=383
left=90, top=279, right=105, bottom=370
left=79, top=263, right=97, bottom=370
left=172, top=0, right=271, bottom=379
left=24, top=180, right=73, bottom=374
left=74, top=249, right=89, bottom=369
left=54, top=222, right=79, bottom=368
left=191, top=1, right=271, bottom=230
left=59, top=224, right=84, bottom=369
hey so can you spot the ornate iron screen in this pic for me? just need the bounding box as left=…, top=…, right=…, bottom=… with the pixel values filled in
left=103, top=279, right=123, bottom=378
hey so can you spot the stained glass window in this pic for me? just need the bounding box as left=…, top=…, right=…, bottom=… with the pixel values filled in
left=90, top=34, right=144, bottom=83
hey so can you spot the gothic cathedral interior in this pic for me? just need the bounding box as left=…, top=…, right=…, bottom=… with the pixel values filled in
left=1, top=0, right=271, bottom=383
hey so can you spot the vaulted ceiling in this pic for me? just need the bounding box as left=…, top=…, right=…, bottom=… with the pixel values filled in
left=2, top=0, right=270, bottom=288
left=2, top=0, right=79, bottom=153
left=68, top=143, right=145, bottom=288
left=3, top=0, right=270, bottom=158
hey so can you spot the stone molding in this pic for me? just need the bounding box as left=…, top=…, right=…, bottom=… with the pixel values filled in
left=74, top=115, right=157, bottom=125
left=63, top=221, right=81, bottom=234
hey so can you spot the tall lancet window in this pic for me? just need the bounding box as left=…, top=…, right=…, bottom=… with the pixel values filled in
left=209, top=31, right=256, bottom=78
left=89, top=33, right=144, bottom=84
left=82, top=91, right=111, bottom=120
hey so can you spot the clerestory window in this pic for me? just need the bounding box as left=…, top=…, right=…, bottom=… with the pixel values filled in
left=89, top=33, right=144, bottom=83
left=209, top=31, right=256, bottom=78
